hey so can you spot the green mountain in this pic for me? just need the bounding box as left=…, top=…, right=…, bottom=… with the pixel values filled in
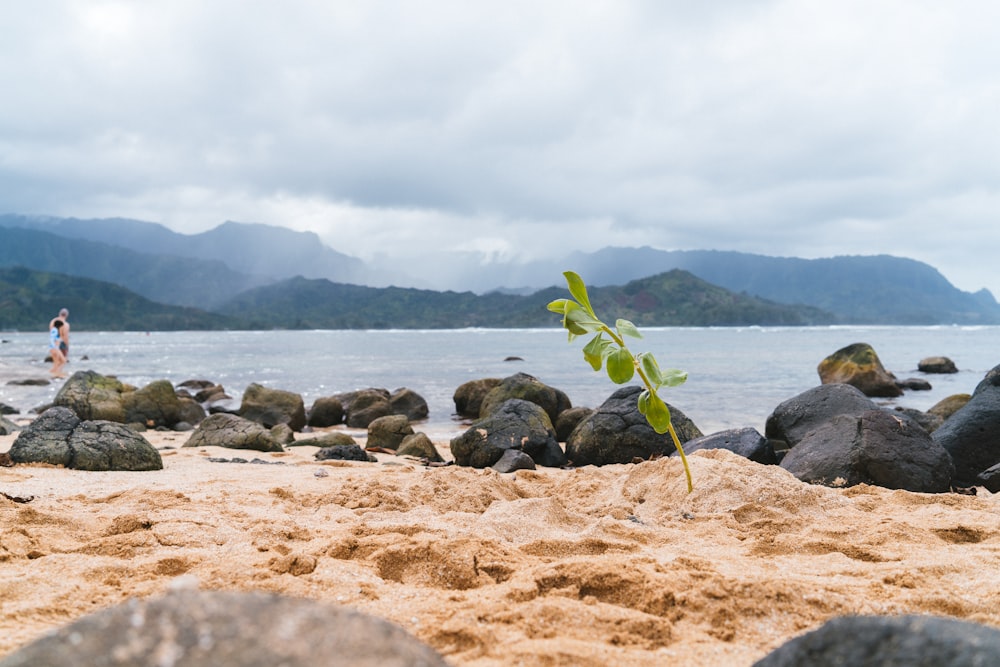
left=0, top=267, right=245, bottom=331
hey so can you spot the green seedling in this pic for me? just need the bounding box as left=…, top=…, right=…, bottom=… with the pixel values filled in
left=547, top=270, right=693, bottom=492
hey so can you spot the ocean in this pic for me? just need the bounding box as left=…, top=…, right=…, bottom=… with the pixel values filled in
left=2, top=326, right=998, bottom=439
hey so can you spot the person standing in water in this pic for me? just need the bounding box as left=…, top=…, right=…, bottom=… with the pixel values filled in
left=48, top=319, right=67, bottom=377
left=49, top=308, right=70, bottom=361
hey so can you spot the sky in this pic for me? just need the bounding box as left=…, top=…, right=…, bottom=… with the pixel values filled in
left=3, top=1, right=1000, bottom=295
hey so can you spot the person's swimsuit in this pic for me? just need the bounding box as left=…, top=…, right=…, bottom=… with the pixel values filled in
left=49, top=327, right=61, bottom=350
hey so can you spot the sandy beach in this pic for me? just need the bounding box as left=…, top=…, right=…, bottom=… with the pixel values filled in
left=2, top=425, right=1000, bottom=666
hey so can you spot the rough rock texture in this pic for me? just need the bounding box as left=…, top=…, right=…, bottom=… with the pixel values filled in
left=315, top=444, right=377, bottom=462
left=452, top=378, right=502, bottom=418
left=565, top=386, right=702, bottom=466
left=53, top=370, right=127, bottom=422
left=678, top=427, right=776, bottom=465
left=239, top=382, right=306, bottom=431
left=932, top=363, right=1000, bottom=485
left=478, top=373, right=570, bottom=423
left=918, top=356, right=959, bottom=374
left=301, top=431, right=358, bottom=449
left=817, top=342, right=902, bottom=397
left=367, top=414, right=414, bottom=450
left=339, top=389, right=393, bottom=428
left=0, top=415, right=19, bottom=436
left=396, top=432, right=444, bottom=462
left=122, top=379, right=182, bottom=428
left=451, top=398, right=565, bottom=469
left=927, top=393, right=971, bottom=421
left=176, top=397, right=207, bottom=427
left=0, top=589, right=449, bottom=667
left=9, top=406, right=162, bottom=471
left=554, top=406, right=594, bottom=442
left=492, top=448, right=537, bottom=472
left=765, top=383, right=878, bottom=450
left=780, top=409, right=954, bottom=492
left=307, top=396, right=344, bottom=427
left=753, top=614, right=1000, bottom=667
left=388, top=388, right=429, bottom=421
left=184, top=413, right=283, bottom=452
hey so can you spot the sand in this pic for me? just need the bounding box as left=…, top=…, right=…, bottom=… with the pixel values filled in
left=2, top=427, right=1000, bottom=666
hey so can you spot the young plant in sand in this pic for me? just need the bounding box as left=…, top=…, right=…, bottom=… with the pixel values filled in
left=547, top=271, right=693, bottom=492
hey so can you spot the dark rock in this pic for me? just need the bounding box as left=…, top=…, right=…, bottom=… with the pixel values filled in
left=315, top=444, right=377, bottom=462
left=892, top=406, right=943, bottom=434
left=1, top=415, right=20, bottom=435
left=765, top=383, right=878, bottom=450
left=9, top=406, right=162, bottom=471
left=927, top=393, right=971, bottom=421
left=896, top=377, right=932, bottom=391
left=177, top=397, right=207, bottom=426
left=554, top=406, right=593, bottom=442
left=933, top=363, right=1000, bottom=485
left=753, top=614, right=1000, bottom=667
left=492, top=448, right=536, bottom=472
left=451, top=398, right=565, bottom=468
left=177, top=378, right=215, bottom=391
left=396, top=432, right=444, bottom=462
left=389, top=387, right=429, bottom=421
left=453, top=378, right=502, bottom=418
left=270, top=423, right=296, bottom=446
left=307, top=396, right=344, bottom=427
left=53, top=370, right=127, bottom=422
left=918, top=356, right=959, bottom=374
left=479, top=373, right=569, bottom=423
left=239, top=383, right=306, bottom=431
left=205, top=396, right=240, bottom=415
left=977, top=462, right=1000, bottom=493
left=6, top=378, right=50, bottom=386
left=565, top=386, right=702, bottom=466
left=0, top=402, right=17, bottom=414
left=0, top=589, right=449, bottom=667
left=678, top=427, right=776, bottom=465
left=780, top=409, right=953, bottom=492
left=173, top=421, right=194, bottom=432
left=302, top=431, right=358, bottom=448
left=339, top=388, right=393, bottom=428
left=367, top=414, right=413, bottom=451
left=193, top=383, right=226, bottom=403
left=184, top=413, right=283, bottom=452
left=817, top=342, right=902, bottom=397
left=122, top=379, right=182, bottom=428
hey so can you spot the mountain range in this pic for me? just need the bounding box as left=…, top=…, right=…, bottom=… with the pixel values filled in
left=1, top=213, right=997, bottom=328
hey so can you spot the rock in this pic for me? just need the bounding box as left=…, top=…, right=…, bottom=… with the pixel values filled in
left=892, top=406, right=943, bottom=434
left=678, top=427, right=776, bottom=465
left=396, top=432, right=444, bottom=462
left=565, top=386, right=702, bottom=466
left=450, top=398, right=566, bottom=468
left=977, top=462, right=1000, bottom=493
left=53, top=370, right=127, bottom=422
left=270, top=423, right=296, bottom=446
left=338, top=388, right=393, bottom=428
left=765, top=383, right=878, bottom=450
left=0, top=402, right=17, bottom=414
left=492, top=448, right=536, bottom=472
left=479, top=373, right=570, bottom=423
left=0, top=589, right=449, bottom=667
left=239, top=383, right=306, bottom=431
left=307, top=396, right=344, bottom=427
left=177, top=397, right=207, bottom=426
left=303, top=431, right=359, bottom=448
left=0, top=415, right=19, bottom=435
left=817, top=342, right=903, bottom=397
left=184, top=413, right=283, bottom=452
left=366, top=414, right=413, bottom=451
left=193, top=383, right=227, bottom=403
left=896, top=377, right=932, bottom=391
left=927, top=393, right=971, bottom=421
left=9, top=406, right=162, bottom=471
left=315, top=444, right=377, bottom=462
left=122, top=379, right=182, bottom=428
left=453, top=378, right=502, bottom=418
left=389, top=387, right=429, bottom=421
left=779, top=409, right=953, bottom=493
left=554, top=406, right=593, bottom=442
left=918, top=356, right=958, bottom=374
left=932, top=363, right=1000, bottom=485
left=753, top=614, right=1000, bottom=667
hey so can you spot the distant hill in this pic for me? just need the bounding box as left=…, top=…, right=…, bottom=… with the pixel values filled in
left=0, top=267, right=245, bottom=331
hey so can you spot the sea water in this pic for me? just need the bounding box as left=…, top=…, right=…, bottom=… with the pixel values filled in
left=1, top=326, right=998, bottom=438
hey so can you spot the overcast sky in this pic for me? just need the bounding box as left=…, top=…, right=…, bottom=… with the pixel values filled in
left=3, top=1, right=1000, bottom=295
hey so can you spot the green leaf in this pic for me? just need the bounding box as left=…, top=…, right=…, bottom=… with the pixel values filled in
left=582, top=334, right=611, bottom=371
left=640, top=352, right=662, bottom=385
left=565, top=306, right=605, bottom=335
left=637, top=389, right=650, bottom=415
left=606, top=347, right=635, bottom=384
left=659, top=368, right=688, bottom=387
left=643, top=391, right=673, bottom=434
left=546, top=298, right=571, bottom=314
left=616, top=319, right=642, bottom=339
left=564, top=271, right=597, bottom=318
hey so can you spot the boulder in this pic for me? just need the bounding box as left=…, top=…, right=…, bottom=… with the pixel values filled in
left=239, top=383, right=306, bottom=431
left=753, top=614, right=1000, bottom=667
left=396, top=432, right=444, bottom=462
left=338, top=388, right=393, bottom=428
left=315, top=444, right=377, bottom=462
left=450, top=398, right=565, bottom=468
left=977, top=462, right=1000, bottom=494
left=779, top=409, right=953, bottom=492
left=307, top=396, right=344, bottom=427
left=122, top=379, right=182, bottom=428
left=193, top=383, right=227, bottom=403
left=932, top=363, right=1000, bottom=485
left=53, top=370, right=127, bottom=422
left=554, top=406, right=593, bottom=442
left=453, top=378, right=502, bottom=418
left=0, top=402, right=17, bottom=415
left=270, top=423, right=296, bottom=446
left=0, top=415, right=19, bottom=436
left=927, top=393, right=971, bottom=421
left=565, top=386, right=702, bottom=466
left=896, top=377, right=932, bottom=391
left=678, top=427, right=776, bottom=465
left=366, top=414, right=413, bottom=450
left=9, top=406, right=162, bottom=471
left=184, top=413, right=283, bottom=452
left=0, top=589, right=449, bottom=667
left=918, top=356, right=958, bottom=374
left=765, top=383, right=878, bottom=450
left=389, top=387, right=429, bottom=421
left=891, top=406, right=943, bottom=434
left=302, top=431, right=358, bottom=448
left=177, top=397, right=207, bottom=427
left=817, top=342, right=902, bottom=397
left=492, top=448, right=536, bottom=472
left=479, top=373, right=570, bottom=423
